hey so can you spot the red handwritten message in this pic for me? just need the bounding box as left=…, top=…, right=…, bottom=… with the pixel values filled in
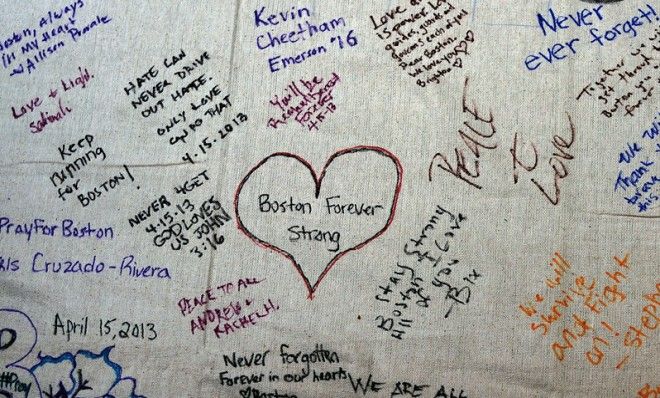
left=10, top=66, right=93, bottom=134
left=267, top=72, right=340, bottom=131
left=176, top=277, right=280, bottom=338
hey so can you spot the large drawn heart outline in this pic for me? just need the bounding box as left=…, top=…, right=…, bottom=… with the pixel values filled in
left=234, top=146, right=403, bottom=299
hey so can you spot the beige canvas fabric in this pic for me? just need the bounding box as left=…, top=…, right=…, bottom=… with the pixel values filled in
left=0, top=0, right=657, bottom=397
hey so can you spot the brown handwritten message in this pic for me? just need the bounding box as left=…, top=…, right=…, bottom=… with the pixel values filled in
left=429, top=77, right=576, bottom=206
left=267, top=72, right=340, bottom=132
left=576, top=26, right=659, bottom=118
left=370, top=0, right=474, bottom=87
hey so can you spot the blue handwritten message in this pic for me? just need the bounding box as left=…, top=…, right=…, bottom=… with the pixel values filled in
left=0, top=252, right=173, bottom=279
left=0, top=215, right=113, bottom=242
left=0, top=1, right=112, bottom=77
left=614, top=112, right=660, bottom=212
left=524, top=4, right=658, bottom=71
left=253, top=5, right=357, bottom=72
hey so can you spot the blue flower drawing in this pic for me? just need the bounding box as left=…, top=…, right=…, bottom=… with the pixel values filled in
left=30, top=346, right=144, bottom=398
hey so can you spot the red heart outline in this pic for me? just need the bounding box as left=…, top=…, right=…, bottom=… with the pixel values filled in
left=234, top=146, right=403, bottom=299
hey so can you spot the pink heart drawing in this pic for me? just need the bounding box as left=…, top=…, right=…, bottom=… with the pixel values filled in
left=234, top=146, right=403, bottom=299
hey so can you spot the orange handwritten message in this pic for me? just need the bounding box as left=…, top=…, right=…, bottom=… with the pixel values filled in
left=519, top=252, right=659, bottom=370
left=638, top=383, right=660, bottom=398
